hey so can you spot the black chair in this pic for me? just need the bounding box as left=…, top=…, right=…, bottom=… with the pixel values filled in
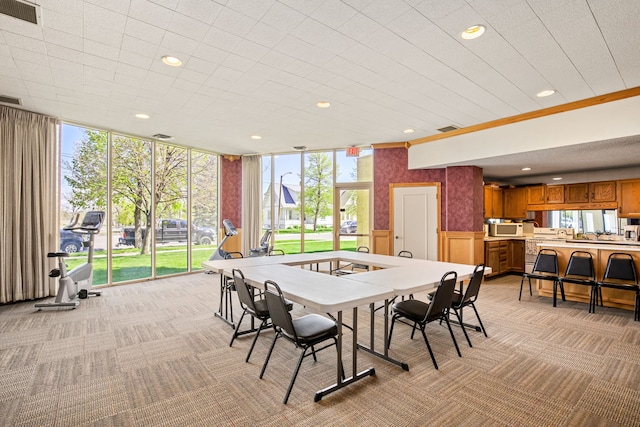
left=450, top=264, right=487, bottom=347
left=333, top=246, right=370, bottom=275
left=597, top=253, right=639, bottom=321
left=387, top=271, right=462, bottom=370
left=229, top=269, right=292, bottom=362
left=218, top=251, right=244, bottom=324
left=520, top=249, right=564, bottom=307
left=558, top=251, right=598, bottom=313
left=268, top=249, right=285, bottom=256
left=260, top=280, right=342, bottom=404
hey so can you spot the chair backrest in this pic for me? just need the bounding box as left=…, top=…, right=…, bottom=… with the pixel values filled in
left=461, top=264, right=485, bottom=304
left=264, top=280, right=298, bottom=341
left=269, top=249, right=285, bottom=256
left=602, top=253, right=638, bottom=283
left=564, top=251, right=595, bottom=279
left=424, top=271, right=457, bottom=322
left=397, top=250, right=413, bottom=258
left=533, top=249, right=558, bottom=275
left=224, top=251, right=244, bottom=259
left=232, top=269, right=257, bottom=311
left=357, top=246, right=369, bottom=253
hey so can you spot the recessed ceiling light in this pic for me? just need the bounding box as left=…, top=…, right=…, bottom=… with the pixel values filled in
left=316, top=101, right=331, bottom=108
left=135, top=113, right=150, bottom=119
left=251, top=135, right=262, bottom=140
left=161, top=55, right=182, bottom=67
left=521, top=167, right=531, bottom=171
left=403, top=128, right=415, bottom=134
left=461, top=25, right=486, bottom=40
left=552, top=177, right=563, bottom=181
left=537, top=89, right=556, bottom=97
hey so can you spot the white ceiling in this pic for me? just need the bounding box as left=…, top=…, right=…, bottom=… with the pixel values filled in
left=1, top=0, right=639, bottom=184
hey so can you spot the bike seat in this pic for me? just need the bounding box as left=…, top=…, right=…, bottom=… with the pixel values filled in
left=48, top=252, right=70, bottom=258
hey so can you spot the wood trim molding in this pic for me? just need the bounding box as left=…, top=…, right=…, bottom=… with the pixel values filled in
left=222, top=155, right=241, bottom=162
left=371, top=141, right=410, bottom=150
left=409, top=86, right=640, bottom=147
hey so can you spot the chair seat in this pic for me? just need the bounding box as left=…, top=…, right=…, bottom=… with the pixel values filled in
left=599, top=281, right=640, bottom=291
left=289, top=314, right=337, bottom=344
left=392, top=299, right=429, bottom=322
left=560, top=275, right=596, bottom=286
left=524, top=272, right=558, bottom=280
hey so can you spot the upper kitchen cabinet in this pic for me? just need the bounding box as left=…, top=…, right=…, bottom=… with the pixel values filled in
left=565, top=183, right=589, bottom=203
left=546, top=185, right=565, bottom=203
left=618, top=179, right=640, bottom=217
left=526, top=185, right=545, bottom=205
left=484, top=185, right=503, bottom=218
left=589, top=181, right=616, bottom=203
left=503, top=187, right=527, bottom=218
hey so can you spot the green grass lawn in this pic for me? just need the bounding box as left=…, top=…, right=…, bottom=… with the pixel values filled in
left=63, top=239, right=357, bottom=285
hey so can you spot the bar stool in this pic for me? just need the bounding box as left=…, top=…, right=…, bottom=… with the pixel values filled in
left=597, top=253, right=639, bottom=321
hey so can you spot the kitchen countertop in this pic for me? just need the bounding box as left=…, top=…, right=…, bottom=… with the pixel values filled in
left=565, top=239, right=640, bottom=246
left=484, top=236, right=528, bottom=242
left=537, top=241, right=640, bottom=252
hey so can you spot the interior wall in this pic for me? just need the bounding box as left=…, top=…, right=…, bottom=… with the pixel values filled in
left=220, top=157, right=242, bottom=226
left=444, top=166, right=484, bottom=232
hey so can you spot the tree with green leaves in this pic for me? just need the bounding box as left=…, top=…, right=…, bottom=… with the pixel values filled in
left=302, top=153, right=333, bottom=231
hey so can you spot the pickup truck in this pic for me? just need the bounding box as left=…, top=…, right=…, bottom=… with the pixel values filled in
left=118, top=219, right=215, bottom=247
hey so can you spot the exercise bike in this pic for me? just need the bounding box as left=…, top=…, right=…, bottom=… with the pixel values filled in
left=36, top=211, right=105, bottom=310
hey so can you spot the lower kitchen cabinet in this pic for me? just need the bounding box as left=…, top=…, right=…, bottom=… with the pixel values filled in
left=485, top=239, right=525, bottom=277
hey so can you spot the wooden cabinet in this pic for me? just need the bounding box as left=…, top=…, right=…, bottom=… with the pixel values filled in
left=589, top=181, right=616, bottom=203
left=483, top=186, right=503, bottom=218
left=508, top=240, right=525, bottom=272
left=565, top=183, right=589, bottom=203
left=546, top=185, right=564, bottom=203
left=527, top=185, right=545, bottom=205
left=618, top=179, right=640, bottom=217
left=485, top=239, right=525, bottom=276
left=503, top=187, right=527, bottom=219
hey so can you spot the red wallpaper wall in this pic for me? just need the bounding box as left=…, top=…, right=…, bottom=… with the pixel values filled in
left=220, top=157, right=242, bottom=227
left=373, top=147, right=483, bottom=232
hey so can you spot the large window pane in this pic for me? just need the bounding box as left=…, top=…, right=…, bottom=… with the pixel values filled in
left=191, top=151, right=219, bottom=270
left=273, top=154, right=301, bottom=254
left=155, top=143, right=188, bottom=276
left=60, top=124, right=108, bottom=286
left=303, top=152, right=333, bottom=253
left=111, top=135, right=153, bottom=282
left=335, top=148, right=373, bottom=182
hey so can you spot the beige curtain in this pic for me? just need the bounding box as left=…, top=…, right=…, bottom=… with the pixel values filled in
left=241, top=155, right=262, bottom=255
left=0, top=106, right=58, bottom=303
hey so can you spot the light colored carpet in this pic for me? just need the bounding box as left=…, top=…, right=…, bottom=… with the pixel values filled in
left=1, top=272, right=639, bottom=426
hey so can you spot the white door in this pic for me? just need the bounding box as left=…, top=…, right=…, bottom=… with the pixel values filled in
left=393, top=186, right=438, bottom=260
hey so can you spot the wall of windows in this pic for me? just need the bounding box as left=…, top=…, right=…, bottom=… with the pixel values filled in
left=60, top=123, right=219, bottom=286
left=262, top=149, right=372, bottom=254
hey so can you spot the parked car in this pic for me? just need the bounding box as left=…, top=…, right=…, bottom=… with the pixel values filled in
left=340, top=220, right=357, bottom=234
left=118, top=219, right=216, bottom=247
left=59, top=228, right=88, bottom=253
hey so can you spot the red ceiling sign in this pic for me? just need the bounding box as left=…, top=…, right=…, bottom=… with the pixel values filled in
left=346, top=147, right=360, bottom=157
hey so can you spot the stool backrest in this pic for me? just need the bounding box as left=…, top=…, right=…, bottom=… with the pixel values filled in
left=564, top=251, right=595, bottom=279
left=602, top=253, right=638, bottom=284
left=533, top=249, right=559, bottom=275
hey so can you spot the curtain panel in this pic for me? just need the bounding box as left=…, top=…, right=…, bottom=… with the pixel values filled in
left=0, top=106, right=58, bottom=303
left=241, top=155, right=262, bottom=255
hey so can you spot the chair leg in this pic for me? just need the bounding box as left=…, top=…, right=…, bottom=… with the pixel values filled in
left=245, top=318, right=267, bottom=363
left=470, top=303, right=488, bottom=337
left=443, top=315, right=462, bottom=358
left=229, top=310, right=247, bottom=347
left=519, top=275, right=525, bottom=300
left=559, top=280, right=566, bottom=301
left=419, top=326, right=438, bottom=370
left=452, top=308, right=472, bottom=348
left=283, top=347, right=307, bottom=404
left=528, top=277, right=533, bottom=296
left=259, top=333, right=280, bottom=379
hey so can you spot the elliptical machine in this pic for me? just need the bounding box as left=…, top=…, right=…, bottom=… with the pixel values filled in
left=209, top=219, right=239, bottom=261
left=36, top=211, right=105, bottom=310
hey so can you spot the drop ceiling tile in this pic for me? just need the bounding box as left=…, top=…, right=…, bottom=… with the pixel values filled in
left=167, top=13, right=210, bottom=41
left=84, top=3, right=127, bottom=32
left=129, top=0, right=175, bottom=28
left=212, top=7, right=257, bottom=37
left=176, top=0, right=224, bottom=24
left=226, top=0, right=276, bottom=20
left=124, top=18, right=166, bottom=45
left=412, top=0, right=468, bottom=21
left=84, top=39, right=120, bottom=61
left=222, top=53, right=256, bottom=72
left=83, top=54, right=118, bottom=73
left=183, top=56, right=222, bottom=75
left=176, top=68, right=209, bottom=85
left=244, top=22, right=288, bottom=48
left=336, top=12, right=381, bottom=43
left=2, top=32, right=45, bottom=55
left=42, top=28, right=83, bottom=51
left=121, top=35, right=158, bottom=58
left=201, top=26, right=242, bottom=51
left=83, top=23, right=124, bottom=48
left=45, top=44, right=83, bottom=63
left=84, top=65, right=115, bottom=82
left=41, top=9, right=83, bottom=36
left=0, top=16, right=43, bottom=39
left=86, top=0, right=132, bottom=14
left=361, top=0, right=412, bottom=25
left=11, top=48, right=48, bottom=66
left=118, top=50, right=154, bottom=70
left=259, top=1, right=307, bottom=33
left=231, top=39, right=270, bottom=62
left=309, top=0, right=359, bottom=29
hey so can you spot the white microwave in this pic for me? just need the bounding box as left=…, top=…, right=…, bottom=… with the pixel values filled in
left=489, top=223, right=523, bottom=237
